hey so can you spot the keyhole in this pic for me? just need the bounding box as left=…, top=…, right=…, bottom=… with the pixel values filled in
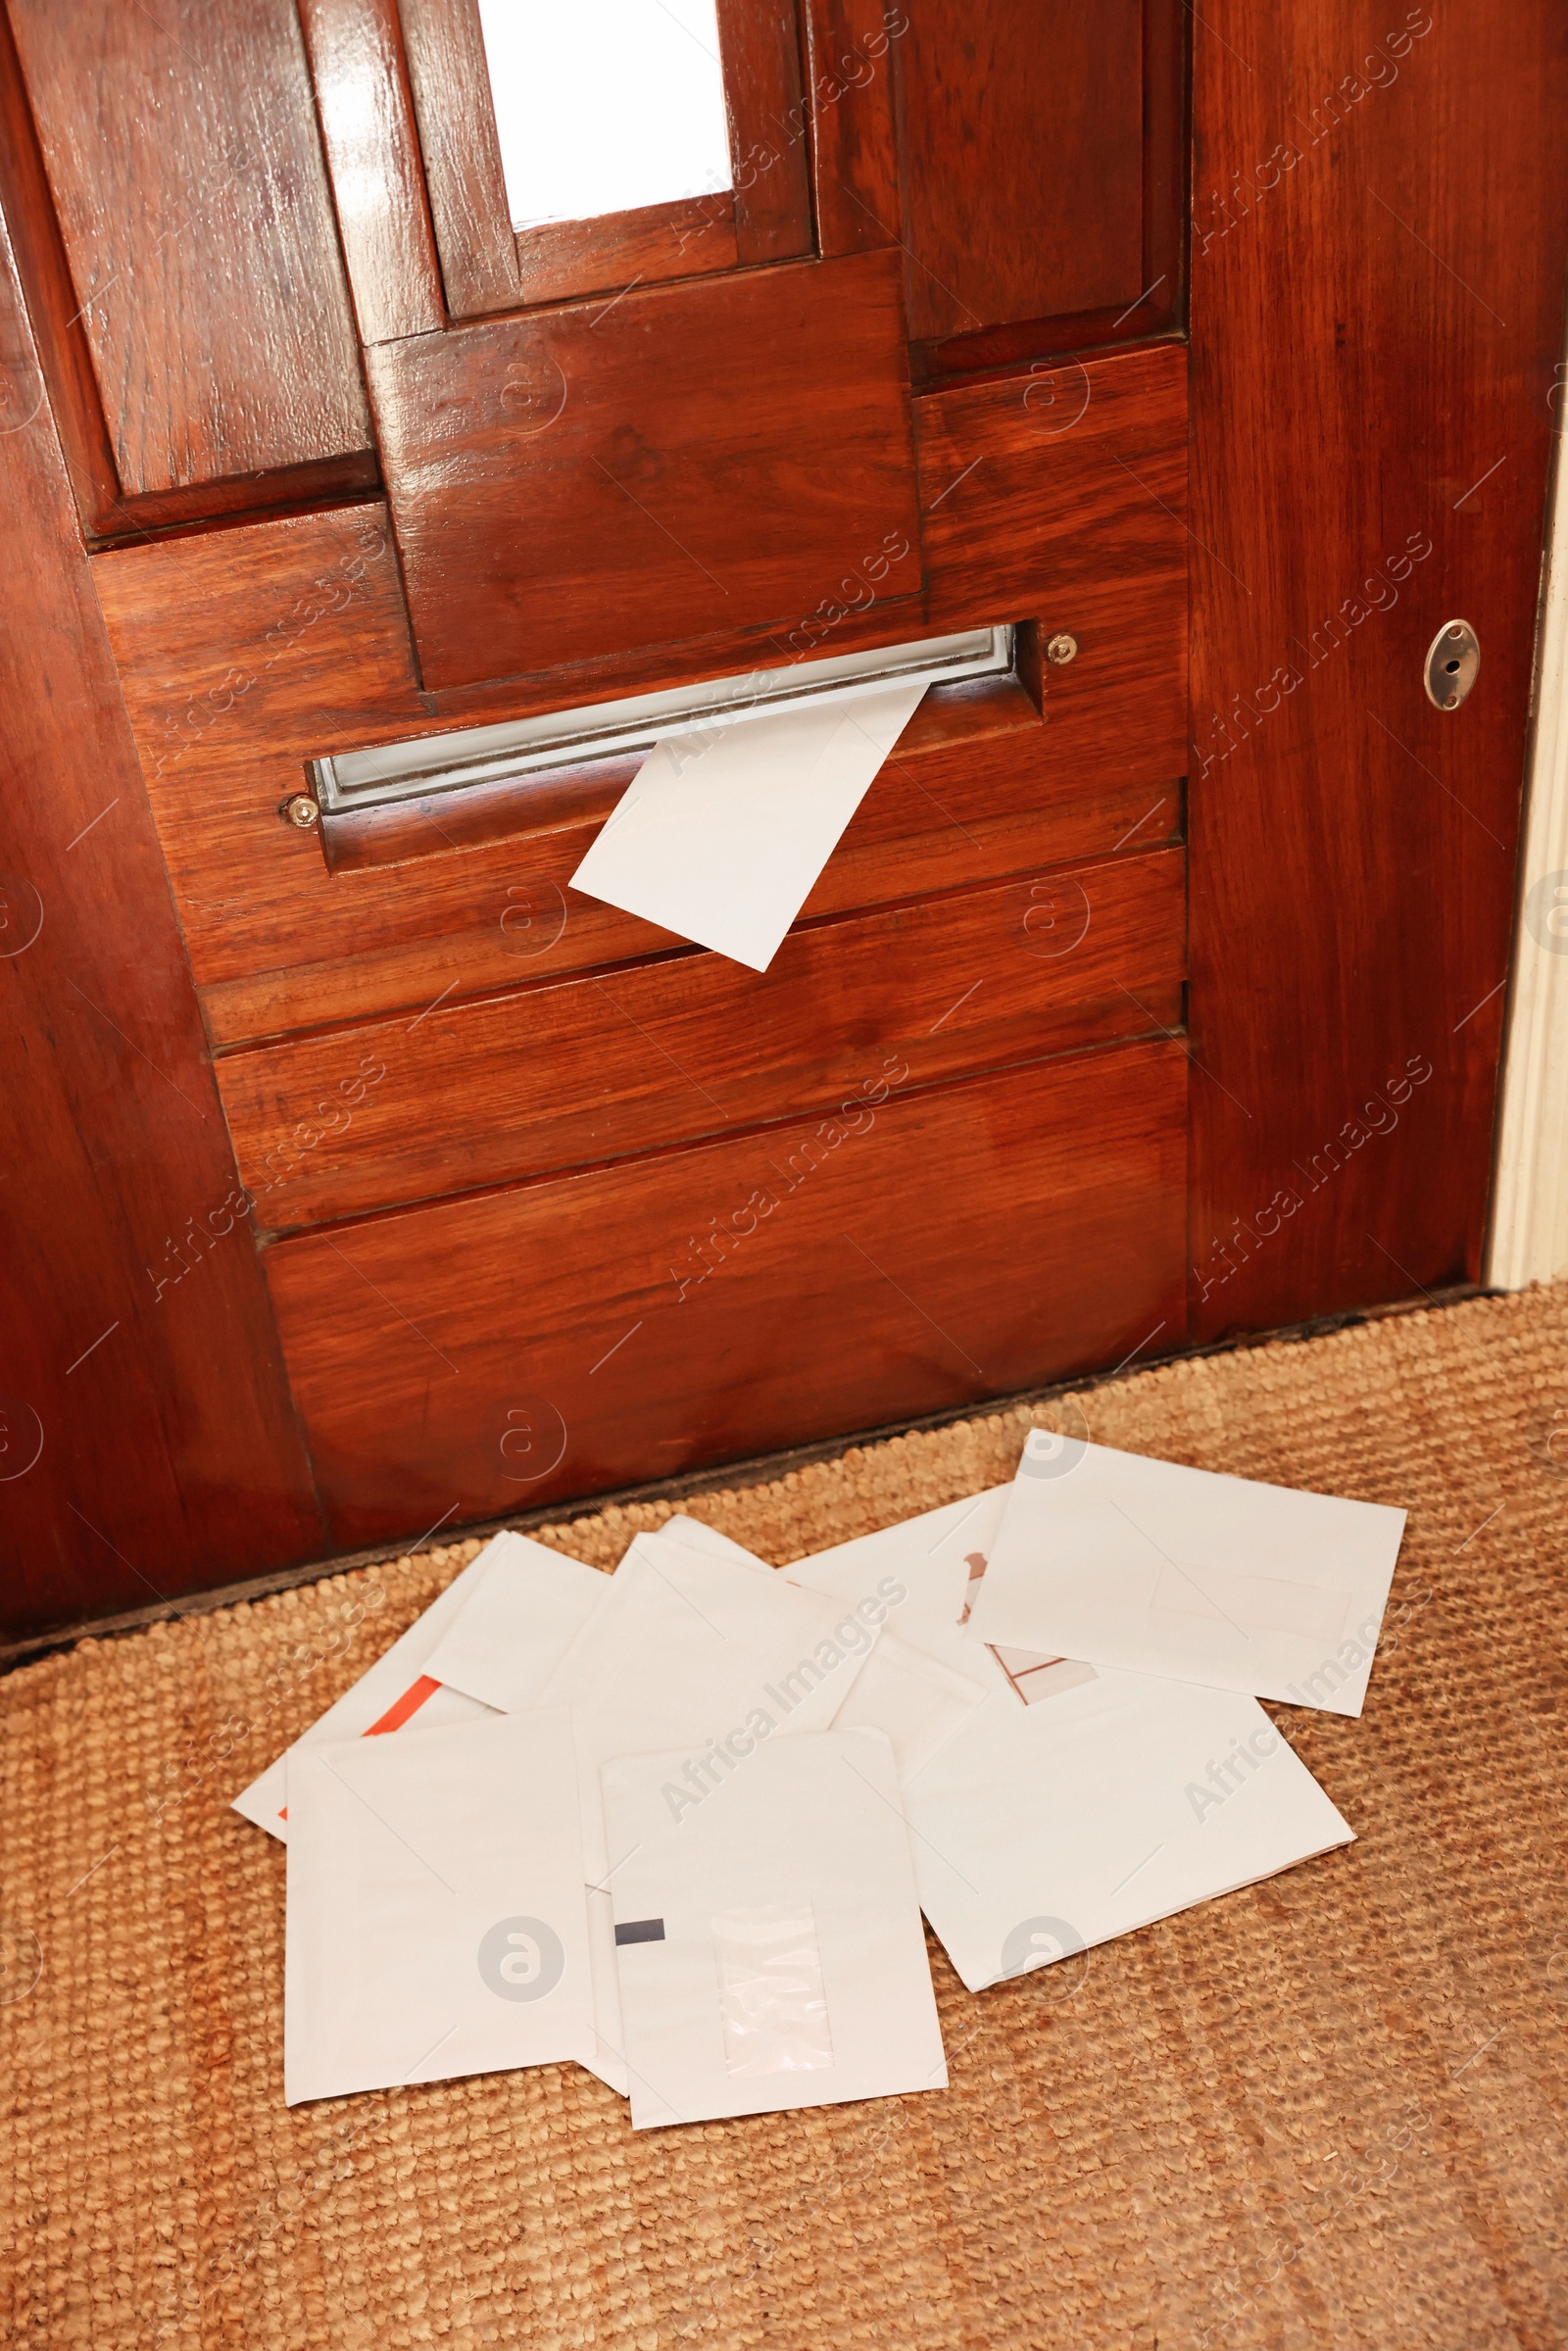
left=1426, top=619, right=1479, bottom=710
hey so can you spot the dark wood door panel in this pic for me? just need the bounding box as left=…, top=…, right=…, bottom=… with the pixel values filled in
left=896, top=0, right=1146, bottom=341
left=397, top=0, right=519, bottom=318
left=264, top=1042, right=1189, bottom=1547
left=4, top=0, right=371, bottom=503
left=0, top=201, right=325, bottom=1642
left=296, top=0, right=448, bottom=347
left=918, top=341, right=1188, bottom=620
left=902, top=1, right=1188, bottom=381
left=366, top=248, right=922, bottom=690
left=805, top=0, right=902, bottom=258
left=93, top=422, right=1187, bottom=1046
left=218, top=848, right=1185, bottom=1229
left=1187, top=1, right=1568, bottom=1335
left=90, top=338, right=1183, bottom=744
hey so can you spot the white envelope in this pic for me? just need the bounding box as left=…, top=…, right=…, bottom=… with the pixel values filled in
left=789, top=1484, right=1355, bottom=1988
left=539, top=1531, right=886, bottom=2095
left=540, top=1532, right=884, bottom=1774
left=422, top=1536, right=610, bottom=1712
left=284, top=1711, right=595, bottom=2104
left=232, top=1533, right=524, bottom=1840
left=788, top=1483, right=1015, bottom=1685
left=967, top=1436, right=1407, bottom=1716
left=784, top=1496, right=996, bottom=1777
left=649, top=1513, right=771, bottom=1572
left=568, top=680, right=927, bottom=972
left=827, top=1633, right=989, bottom=1785
left=603, top=1728, right=947, bottom=2128
left=905, top=1668, right=1355, bottom=1991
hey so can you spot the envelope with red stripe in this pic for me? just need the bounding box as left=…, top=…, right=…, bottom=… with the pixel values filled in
left=231, top=1531, right=603, bottom=1841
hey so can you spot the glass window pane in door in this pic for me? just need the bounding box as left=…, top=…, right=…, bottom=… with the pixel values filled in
left=476, top=0, right=734, bottom=232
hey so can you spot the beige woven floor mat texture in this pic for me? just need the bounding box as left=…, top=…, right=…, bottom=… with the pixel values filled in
left=2, top=1287, right=1565, bottom=2350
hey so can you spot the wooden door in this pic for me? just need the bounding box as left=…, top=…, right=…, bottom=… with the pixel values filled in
left=0, top=2, right=1562, bottom=1637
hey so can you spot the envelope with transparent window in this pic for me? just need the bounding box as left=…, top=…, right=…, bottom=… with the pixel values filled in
left=537, top=1528, right=886, bottom=2097
left=602, top=1727, right=946, bottom=2130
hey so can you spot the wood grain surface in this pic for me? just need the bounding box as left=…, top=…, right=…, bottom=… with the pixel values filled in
left=895, top=0, right=1146, bottom=341
left=1186, top=0, right=1568, bottom=1335
left=365, top=247, right=922, bottom=689
left=398, top=0, right=517, bottom=317
left=263, top=1041, right=1189, bottom=1544
left=6, top=0, right=370, bottom=496
left=513, top=195, right=741, bottom=310
left=802, top=0, right=902, bottom=257
left=714, top=0, right=813, bottom=263
left=218, top=847, right=1186, bottom=1227
left=0, top=203, right=324, bottom=1640
left=298, top=0, right=447, bottom=345
left=909, top=0, right=1188, bottom=383
left=93, top=473, right=1187, bottom=1045
left=917, top=341, right=1188, bottom=621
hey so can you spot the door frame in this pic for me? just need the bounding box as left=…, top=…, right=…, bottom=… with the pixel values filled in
left=1489, top=371, right=1568, bottom=1289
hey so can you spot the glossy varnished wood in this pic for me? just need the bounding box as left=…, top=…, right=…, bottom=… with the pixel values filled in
left=14, top=0, right=1568, bottom=1647
left=0, top=4, right=124, bottom=538
left=6, top=0, right=371, bottom=497
left=365, top=247, right=922, bottom=688
left=93, top=475, right=1188, bottom=1044
left=298, top=0, right=447, bottom=343
left=398, top=0, right=517, bottom=317
left=713, top=0, right=813, bottom=264
left=263, top=1041, right=1189, bottom=1544
left=0, top=1, right=381, bottom=537
left=802, top=0, right=902, bottom=256
left=0, top=203, right=324, bottom=1640
left=910, top=1, right=1188, bottom=385
left=514, top=196, right=741, bottom=310
left=917, top=340, right=1188, bottom=621
left=895, top=0, right=1146, bottom=341
left=1187, top=2, right=1568, bottom=1334
left=218, top=847, right=1186, bottom=1228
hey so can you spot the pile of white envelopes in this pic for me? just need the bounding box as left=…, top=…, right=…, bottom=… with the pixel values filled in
left=236, top=1434, right=1405, bottom=2130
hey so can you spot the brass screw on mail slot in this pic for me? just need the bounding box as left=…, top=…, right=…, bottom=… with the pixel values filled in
left=282, top=794, right=320, bottom=831
left=1045, top=632, right=1079, bottom=664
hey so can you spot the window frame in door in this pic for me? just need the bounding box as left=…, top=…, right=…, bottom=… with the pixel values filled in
left=397, top=0, right=815, bottom=316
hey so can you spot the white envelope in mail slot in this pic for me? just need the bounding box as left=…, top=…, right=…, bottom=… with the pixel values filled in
left=569, top=679, right=929, bottom=973
left=284, top=1709, right=594, bottom=2105
left=602, top=1728, right=946, bottom=2129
